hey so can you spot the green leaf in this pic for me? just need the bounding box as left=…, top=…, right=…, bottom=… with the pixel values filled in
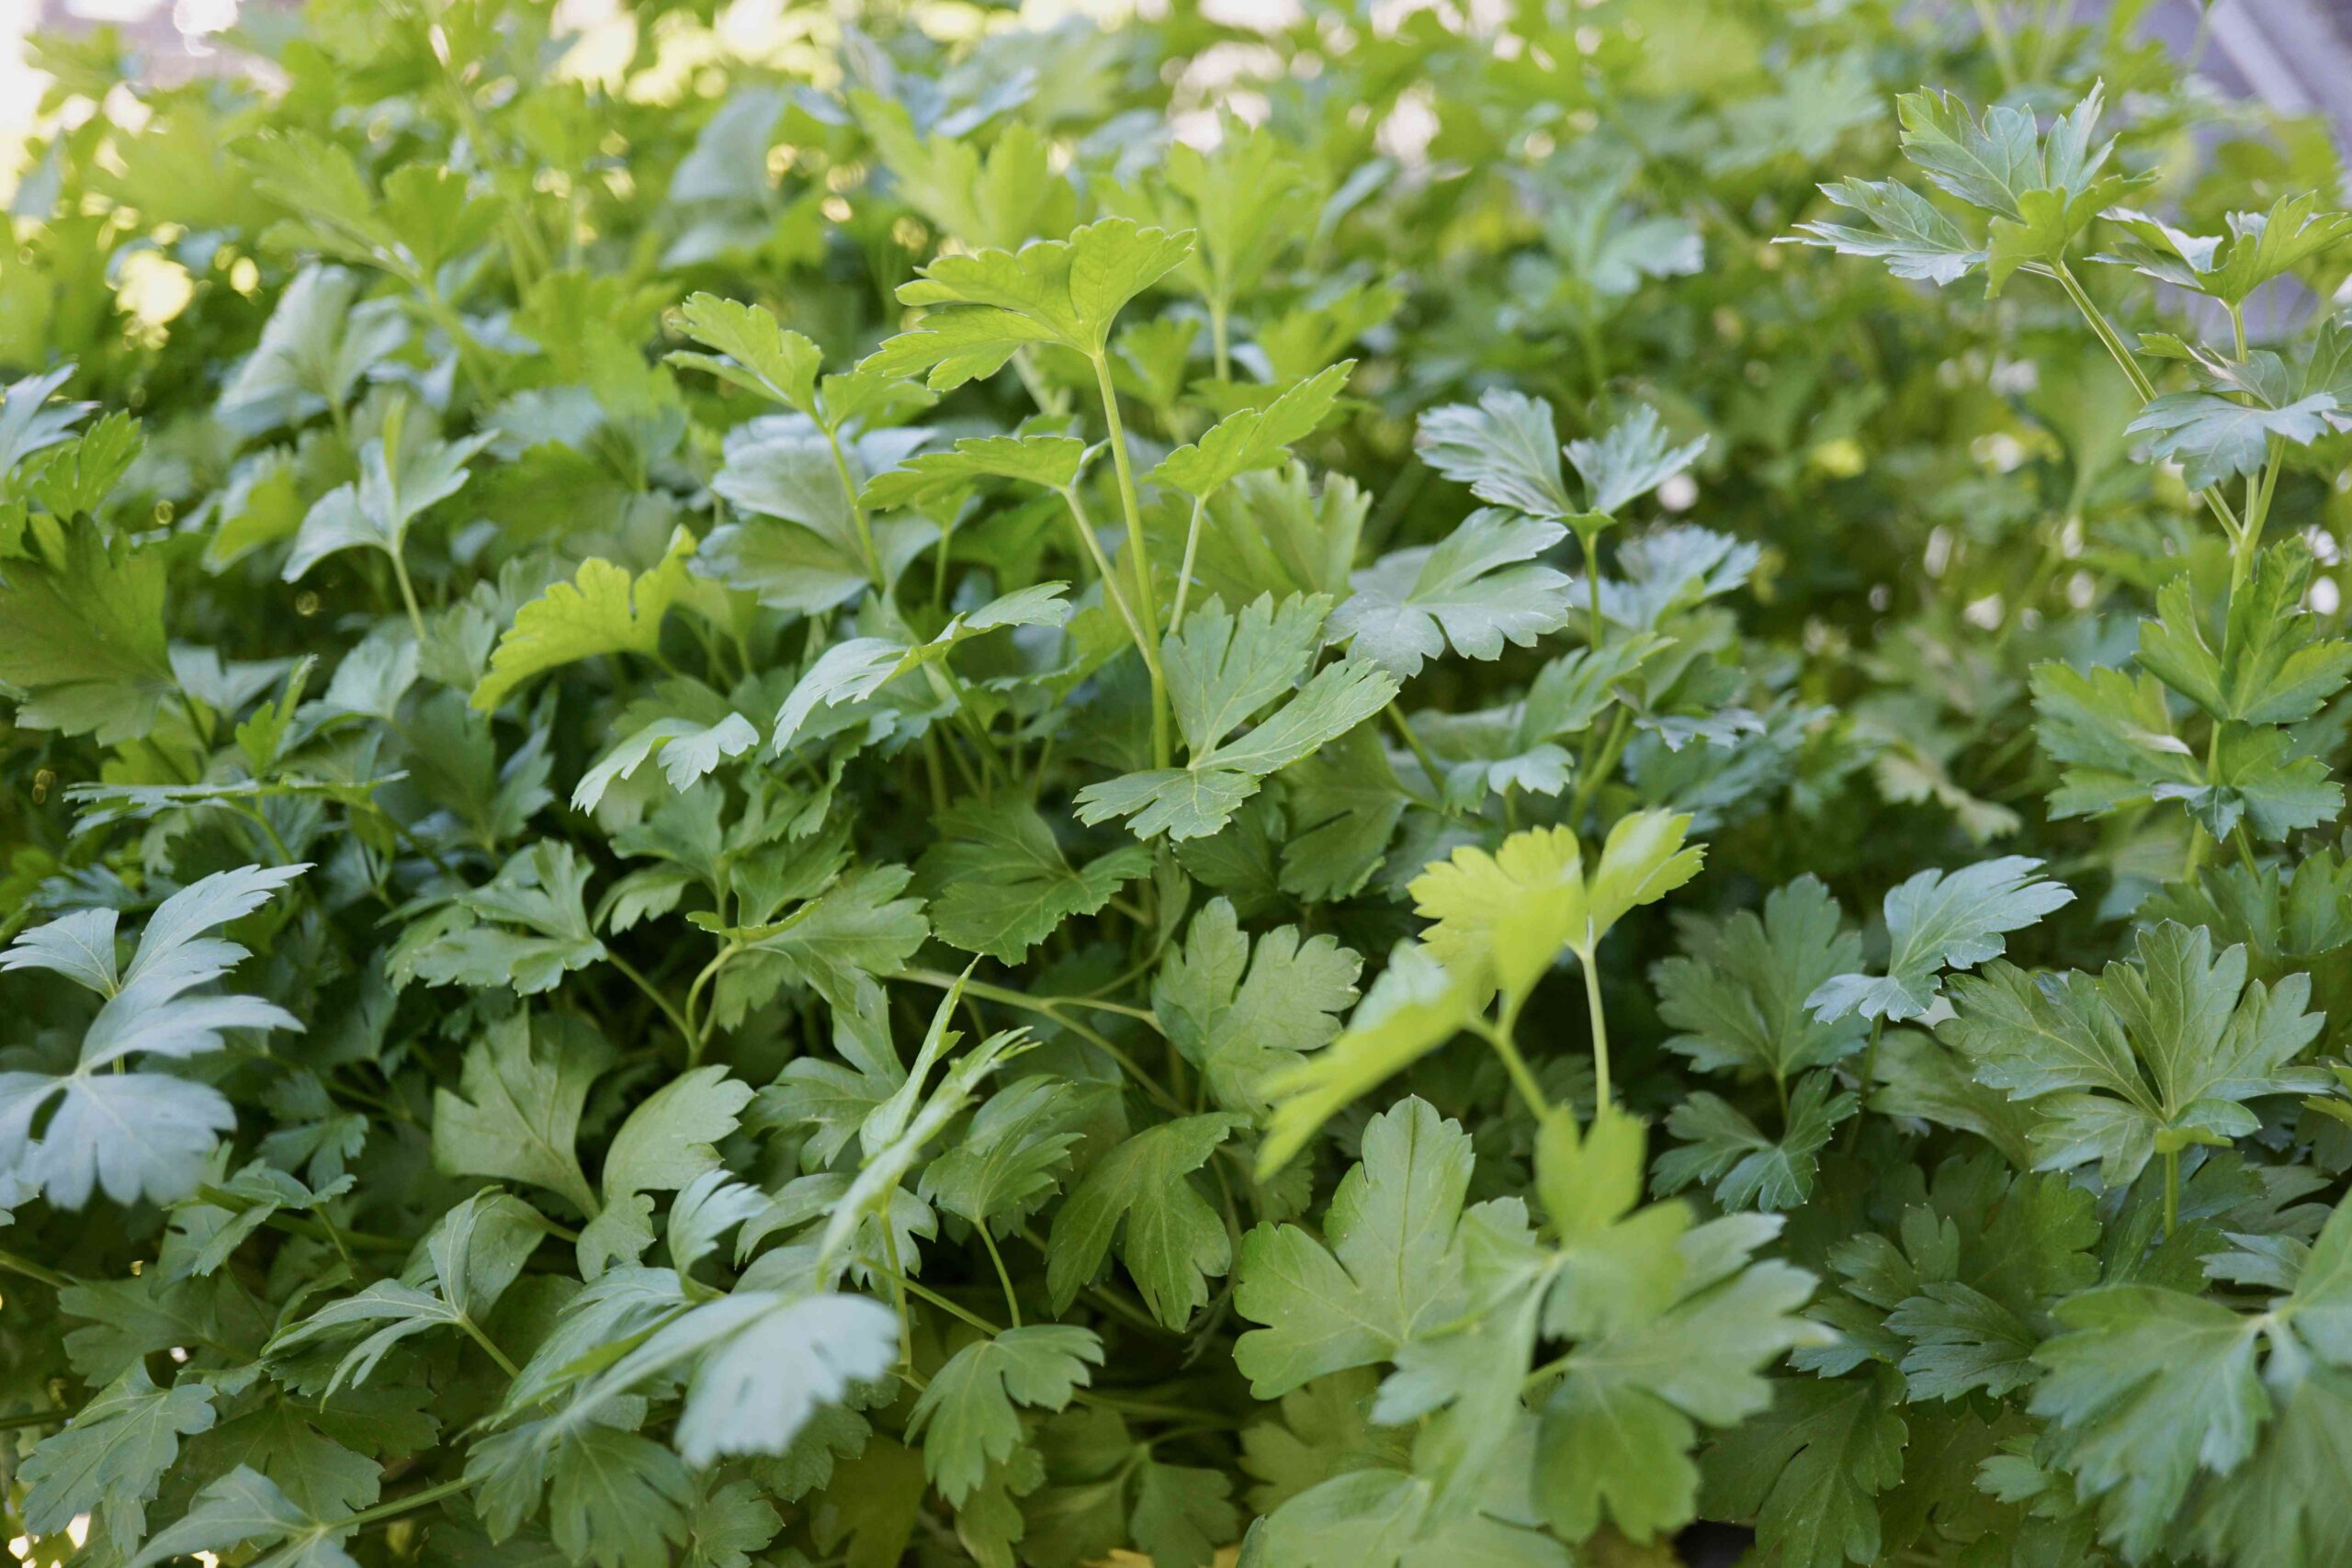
left=1654, top=1072, right=1859, bottom=1213
left=2137, top=542, right=2352, bottom=727
left=668, top=293, right=822, bottom=415
left=917, top=798, right=1151, bottom=964
left=1806, top=856, right=2073, bottom=1024
left=284, top=421, right=492, bottom=582
left=1414, top=389, right=1576, bottom=519
left=575, top=1065, right=755, bottom=1277
left=2125, top=390, right=2340, bottom=492
left=1786, top=176, right=1985, bottom=285
left=1699, top=1372, right=1907, bottom=1568
left=1331, top=509, right=1574, bottom=679
left=2098, top=193, right=2352, bottom=308
left=1653, top=874, right=1869, bottom=1082
left=394, top=842, right=608, bottom=996
left=1234, top=1097, right=1473, bottom=1397
left=431, top=1010, right=610, bottom=1215
left=564, top=1289, right=899, bottom=1465
left=860, top=434, right=1087, bottom=513
left=770, top=583, right=1070, bottom=752
left=683, top=1476, right=784, bottom=1568
left=2031, top=1286, right=2269, bottom=1560
left=1076, top=593, right=1398, bottom=842
left=0, top=863, right=308, bottom=1207
left=22, top=1363, right=217, bottom=1541
left=130, top=1467, right=352, bottom=1568
left=865, top=219, right=1195, bottom=389
left=1941, top=921, right=2327, bottom=1184
left=1046, top=1112, right=1244, bottom=1326
left=1565, top=405, right=1710, bottom=519
left=1151, top=363, right=1352, bottom=500
left=573, top=709, right=762, bottom=812
left=1259, top=945, right=1481, bottom=1175
left=1412, top=813, right=1705, bottom=1001
left=471, top=1419, right=695, bottom=1568
left=920, top=1075, right=1103, bottom=1235
left=1153, top=898, right=1361, bottom=1113
left=472, top=528, right=696, bottom=711
left=218, top=265, right=406, bottom=434
left=0, top=511, right=175, bottom=741
left=908, top=1325, right=1102, bottom=1503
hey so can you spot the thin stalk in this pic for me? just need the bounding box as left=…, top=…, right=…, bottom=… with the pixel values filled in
left=1473, top=1009, right=1551, bottom=1120
left=1566, top=708, right=1631, bottom=830
left=342, top=1475, right=475, bottom=1531
left=2050, top=260, right=2245, bottom=543
left=1577, top=520, right=1608, bottom=649
left=0, top=1410, right=67, bottom=1433
left=0, top=1247, right=72, bottom=1291
left=1169, top=496, right=1208, bottom=635
left=1843, top=1017, right=1885, bottom=1153
left=1057, top=487, right=1157, bottom=666
left=979, top=1226, right=1022, bottom=1329
left=822, top=423, right=885, bottom=584
left=1385, top=704, right=1447, bottom=800
left=457, top=1316, right=521, bottom=1379
left=902, top=969, right=1184, bottom=1115
left=2163, top=1148, right=2180, bottom=1240
left=1208, top=296, right=1231, bottom=382
left=1089, top=351, right=1172, bottom=768
left=389, top=549, right=429, bottom=643
left=1578, top=946, right=1611, bottom=1107
left=891, top=1270, right=1000, bottom=1336
left=882, top=1214, right=915, bottom=1369
left=902, top=968, right=1160, bottom=1028
left=1969, top=0, right=2021, bottom=90
left=606, top=952, right=697, bottom=1062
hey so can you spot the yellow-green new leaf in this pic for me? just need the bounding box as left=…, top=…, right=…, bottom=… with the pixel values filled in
left=472, top=529, right=696, bottom=712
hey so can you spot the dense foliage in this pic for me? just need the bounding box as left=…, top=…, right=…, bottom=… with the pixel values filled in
left=4, top=0, right=2352, bottom=1563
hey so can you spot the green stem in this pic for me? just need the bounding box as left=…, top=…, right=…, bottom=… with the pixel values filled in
left=822, top=423, right=885, bottom=585
left=1577, top=519, right=1608, bottom=649
left=1969, top=0, right=2021, bottom=89
left=1473, top=1006, right=1551, bottom=1119
left=1385, top=704, right=1446, bottom=801
left=1578, top=945, right=1611, bottom=1108
left=0, top=1410, right=68, bottom=1433
left=1843, top=1017, right=1885, bottom=1153
left=0, top=1247, right=72, bottom=1291
left=881, top=1215, right=914, bottom=1368
left=1169, top=496, right=1208, bottom=636
left=341, top=1474, right=475, bottom=1531
left=891, top=1269, right=998, bottom=1336
left=979, top=1226, right=1022, bottom=1329
left=1058, top=486, right=1159, bottom=672
left=1208, top=296, right=1231, bottom=382
left=2162, top=1147, right=2180, bottom=1240
left=2050, top=261, right=2245, bottom=544
left=607, top=952, right=698, bottom=1063
left=901, top=970, right=1184, bottom=1115
left=1566, top=709, right=1631, bottom=830
left=1090, top=352, right=1171, bottom=768
left=389, top=549, right=429, bottom=644
left=458, top=1315, right=521, bottom=1379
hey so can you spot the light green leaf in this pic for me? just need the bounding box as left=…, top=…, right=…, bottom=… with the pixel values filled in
left=471, top=528, right=696, bottom=711
left=1234, top=1097, right=1473, bottom=1397
left=1805, top=856, right=2072, bottom=1024
left=1153, top=898, right=1361, bottom=1113
left=1331, top=509, right=1574, bottom=680
left=917, top=798, right=1152, bottom=964
left=908, top=1325, right=1102, bottom=1503
left=1046, top=1112, right=1245, bottom=1326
